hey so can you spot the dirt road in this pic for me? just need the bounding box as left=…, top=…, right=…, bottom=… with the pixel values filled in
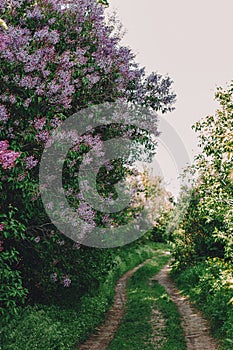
left=78, top=259, right=219, bottom=350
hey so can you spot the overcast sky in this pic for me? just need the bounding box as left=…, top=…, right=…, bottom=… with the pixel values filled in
left=106, top=0, right=233, bottom=196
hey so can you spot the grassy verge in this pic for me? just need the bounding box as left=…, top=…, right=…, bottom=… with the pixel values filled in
left=107, top=253, right=186, bottom=350
left=0, top=242, right=165, bottom=350
left=171, top=259, right=233, bottom=350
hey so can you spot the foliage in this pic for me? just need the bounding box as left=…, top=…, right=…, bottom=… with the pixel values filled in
left=0, top=242, right=160, bottom=350
left=97, top=0, right=109, bottom=6
left=125, top=167, right=174, bottom=243
left=0, top=206, right=28, bottom=318
left=146, top=174, right=173, bottom=243
left=0, top=0, right=175, bottom=316
left=171, top=82, right=233, bottom=349
left=172, top=82, right=233, bottom=270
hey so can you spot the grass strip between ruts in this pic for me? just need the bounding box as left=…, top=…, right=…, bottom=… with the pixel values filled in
left=107, top=252, right=186, bottom=350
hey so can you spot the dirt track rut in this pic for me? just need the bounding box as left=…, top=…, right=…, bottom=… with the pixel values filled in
left=153, top=262, right=219, bottom=350
left=78, top=259, right=151, bottom=350
left=78, top=259, right=219, bottom=350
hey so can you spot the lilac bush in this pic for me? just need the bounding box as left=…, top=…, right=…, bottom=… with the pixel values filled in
left=0, top=0, right=176, bottom=313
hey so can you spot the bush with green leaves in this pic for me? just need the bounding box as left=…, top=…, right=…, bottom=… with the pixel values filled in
left=0, top=0, right=175, bottom=316
left=172, top=82, right=233, bottom=269
left=171, top=82, right=233, bottom=348
left=0, top=242, right=160, bottom=350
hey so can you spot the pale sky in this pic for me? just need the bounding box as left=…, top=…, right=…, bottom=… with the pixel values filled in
left=106, top=0, right=233, bottom=196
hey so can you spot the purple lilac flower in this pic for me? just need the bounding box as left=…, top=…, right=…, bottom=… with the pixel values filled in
left=0, top=224, right=5, bottom=231
left=102, top=214, right=110, bottom=224
left=34, top=27, right=60, bottom=45
left=82, top=155, right=93, bottom=165
left=35, top=130, right=50, bottom=143
left=0, top=150, right=21, bottom=169
left=34, top=236, right=40, bottom=243
left=0, top=140, right=9, bottom=151
left=50, top=116, right=63, bottom=129
left=0, top=105, right=9, bottom=122
left=87, top=73, right=100, bottom=86
left=18, top=75, right=41, bottom=89
left=63, top=277, right=71, bottom=287
left=75, top=48, right=88, bottom=65
left=26, top=6, right=44, bottom=20
left=17, top=172, right=27, bottom=182
left=0, top=94, right=8, bottom=102
left=3, top=75, right=9, bottom=83
left=48, top=17, right=56, bottom=25
left=9, top=95, right=16, bottom=104
left=105, top=162, right=114, bottom=171
left=0, top=33, right=9, bottom=51
left=25, top=155, right=38, bottom=169
left=77, top=201, right=95, bottom=224
left=42, top=69, right=50, bottom=78
left=23, top=97, right=32, bottom=108
left=7, top=127, right=15, bottom=139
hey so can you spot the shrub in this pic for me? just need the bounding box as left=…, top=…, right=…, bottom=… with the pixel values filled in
left=0, top=0, right=175, bottom=316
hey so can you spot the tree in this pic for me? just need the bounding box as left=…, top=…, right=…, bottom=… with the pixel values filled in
left=0, top=0, right=175, bottom=314
left=172, top=81, right=233, bottom=269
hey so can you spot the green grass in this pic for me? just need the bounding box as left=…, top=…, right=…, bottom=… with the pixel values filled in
left=107, top=252, right=186, bottom=350
left=0, top=242, right=167, bottom=350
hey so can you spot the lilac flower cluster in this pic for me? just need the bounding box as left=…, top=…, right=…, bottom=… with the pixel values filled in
left=34, top=117, right=46, bottom=131
left=34, top=27, right=60, bottom=45
left=35, top=130, right=50, bottom=143
left=26, top=6, right=44, bottom=20
left=102, top=214, right=110, bottom=224
left=17, top=172, right=27, bottom=182
left=1, top=0, right=175, bottom=121
left=25, top=156, right=38, bottom=169
left=62, top=277, right=71, bottom=287
left=105, top=161, right=114, bottom=171
left=0, top=0, right=176, bottom=302
left=77, top=201, right=96, bottom=225
left=50, top=116, right=63, bottom=129
left=0, top=105, right=9, bottom=123
left=0, top=32, right=9, bottom=51
left=34, top=236, right=40, bottom=243
left=0, top=140, right=20, bottom=169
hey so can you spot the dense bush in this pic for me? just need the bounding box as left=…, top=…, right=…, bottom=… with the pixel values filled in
left=172, top=82, right=233, bottom=269
left=0, top=241, right=160, bottom=350
left=0, top=0, right=175, bottom=316
left=171, top=82, right=233, bottom=348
